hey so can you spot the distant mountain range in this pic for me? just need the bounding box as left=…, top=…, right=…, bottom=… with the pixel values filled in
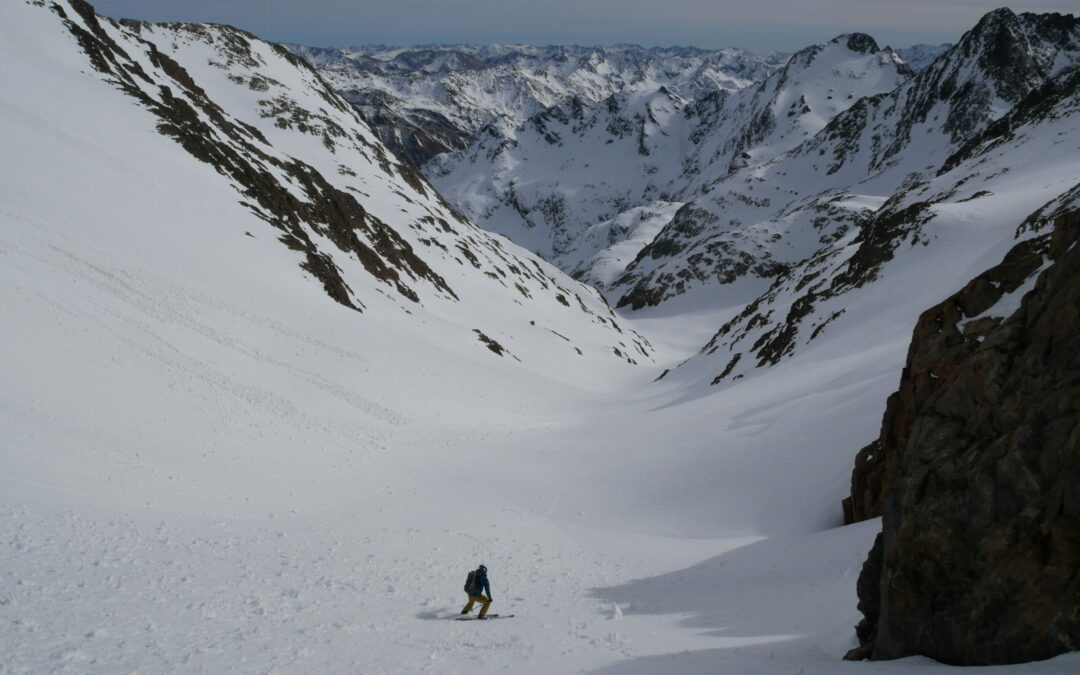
left=424, top=34, right=914, bottom=296
left=304, top=10, right=1079, bottom=391
left=285, top=43, right=790, bottom=166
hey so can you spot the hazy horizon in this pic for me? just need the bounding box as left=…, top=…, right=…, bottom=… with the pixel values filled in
left=91, top=1, right=1077, bottom=52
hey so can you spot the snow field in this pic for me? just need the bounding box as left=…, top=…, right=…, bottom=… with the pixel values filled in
left=3, top=184, right=1043, bottom=672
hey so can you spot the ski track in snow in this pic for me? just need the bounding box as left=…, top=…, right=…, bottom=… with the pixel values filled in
left=3, top=2, right=1080, bottom=674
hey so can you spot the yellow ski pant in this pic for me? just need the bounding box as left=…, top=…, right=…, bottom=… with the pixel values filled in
left=462, top=595, right=492, bottom=617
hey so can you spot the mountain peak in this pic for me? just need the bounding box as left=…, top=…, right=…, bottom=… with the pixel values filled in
left=787, top=32, right=880, bottom=69
left=832, top=33, right=880, bottom=54
left=979, top=6, right=1019, bottom=25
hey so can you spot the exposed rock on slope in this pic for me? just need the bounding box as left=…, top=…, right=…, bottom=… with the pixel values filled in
left=844, top=207, right=1080, bottom=664
left=338, top=88, right=472, bottom=167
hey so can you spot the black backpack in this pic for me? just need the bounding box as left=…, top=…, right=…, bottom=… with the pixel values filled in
left=464, top=569, right=480, bottom=595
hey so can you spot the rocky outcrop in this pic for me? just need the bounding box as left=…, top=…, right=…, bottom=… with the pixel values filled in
left=844, top=207, right=1080, bottom=664
left=615, top=204, right=787, bottom=311
left=841, top=213, right=1051, bottom=523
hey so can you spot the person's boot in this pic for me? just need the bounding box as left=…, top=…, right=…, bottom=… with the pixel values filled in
left=477, top=615, right=487, bottom=620
left=460, top=608, right=469, bottom=615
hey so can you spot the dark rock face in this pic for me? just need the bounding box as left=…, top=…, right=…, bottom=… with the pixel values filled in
left=844, top=33, right=881, bottom=55
left=841, top=215, right=1050, bottom=523
left=845, top=208, right=1080, bottom=664
left=340, top=88, right=472, bottom=167
left=845, top=532, right=884, bottom=660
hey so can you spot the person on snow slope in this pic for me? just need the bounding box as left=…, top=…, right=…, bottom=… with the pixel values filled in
left=461, top=564, right=493, bottom=619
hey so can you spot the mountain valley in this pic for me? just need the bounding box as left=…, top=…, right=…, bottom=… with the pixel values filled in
left=2, top=1, right=1079, bottom=673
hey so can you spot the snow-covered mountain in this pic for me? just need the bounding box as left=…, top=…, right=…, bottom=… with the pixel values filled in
left=286, top=43, right=789, bottom=165
left=421, top=8, right=1079, bottom=392
left=895, top=43, right=952, bottom=72
left=426, top=33, right=913, bottom=292
left=647, top=8, right=1080, bottom=385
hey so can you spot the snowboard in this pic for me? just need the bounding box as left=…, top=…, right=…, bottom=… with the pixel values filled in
left=454, top=614, right=514, bottom=621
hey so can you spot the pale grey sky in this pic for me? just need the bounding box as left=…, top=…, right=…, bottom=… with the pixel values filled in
left=92, top=0, right=1079, bottom=51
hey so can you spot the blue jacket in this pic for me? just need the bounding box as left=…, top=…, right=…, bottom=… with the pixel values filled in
left=474, top=568, right=491, bottom=597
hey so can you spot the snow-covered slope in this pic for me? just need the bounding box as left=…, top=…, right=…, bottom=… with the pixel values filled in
left=427, top=33, right=912, bottom=293
left=287, top=43, right=788, bottom=165
left=427, top=87, right=695, bottom=264
left=6, top=0, right=651, bottom=378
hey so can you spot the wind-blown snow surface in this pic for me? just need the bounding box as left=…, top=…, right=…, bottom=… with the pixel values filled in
left=3, top=4, right=1080, bottom=675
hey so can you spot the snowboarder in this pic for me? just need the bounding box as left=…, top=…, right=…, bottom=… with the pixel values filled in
left=461, top=564, right=493, bottom=619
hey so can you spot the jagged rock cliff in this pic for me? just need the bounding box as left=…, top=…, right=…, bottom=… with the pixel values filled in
left=844, top=206, right=1080, bottom=664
